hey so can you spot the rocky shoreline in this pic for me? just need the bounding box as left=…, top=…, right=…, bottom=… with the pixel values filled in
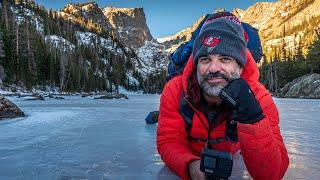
left=1, top=88, right=131, bottom=100
left=0, top=89, right=130, bottom=119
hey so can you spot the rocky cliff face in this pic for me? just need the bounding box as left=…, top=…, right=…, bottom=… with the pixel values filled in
left=103, top=6, right=153, bottom=50
left=233, top=0, right=320, bottom=56
left=136, top=40, right=169, bottom=76
left=60, top=2, right=113, bottom=32
left=101, top=6, right=168, bottom=77
left=234, top=0, right=320, bottom=40
left=60, top=3, right=153, bottom=50
left=58, top=2, right=168, bottom=81
left=277, top=73, right=320, bottom=98
left=157, top=15, right=206, bottom=53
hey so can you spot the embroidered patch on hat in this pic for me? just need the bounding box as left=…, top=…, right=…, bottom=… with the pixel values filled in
left=202, top=35, right=220, bottom=47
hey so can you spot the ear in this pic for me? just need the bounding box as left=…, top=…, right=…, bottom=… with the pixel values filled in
left=239, top=67, right=243, bottom=75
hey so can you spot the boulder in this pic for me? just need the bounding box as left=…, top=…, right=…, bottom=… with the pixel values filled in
left=82, top=93, right=93, bottom=97
left=94, top=93, right=129, bottom=99
left=24, top=95, right=45, bottom=101
left=277, top=73, right=320, bottom=98
left=48, top=94, right=65, bottom=99
left=0, top=95, right=25, bottom=119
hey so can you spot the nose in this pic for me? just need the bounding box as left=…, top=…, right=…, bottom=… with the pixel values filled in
left=208, top=57, right=223, bottom=73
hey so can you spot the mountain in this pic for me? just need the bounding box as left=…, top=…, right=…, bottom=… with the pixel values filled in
left=159, top=0, right=320, bottom=59
left=59, top=2, right=153, bottom=51
left=157, top=15, right=206, bottom=53
left=233, top=0, right=320, bottom=40
left=59, top=2, right=169, bottom=88
left=233, top=0, right=320, bottom=58
left=59, top=2, right=113, bottom=32
left=102, top=6, right=153, bottom=50
left=0, top=0, right=167, bottom=93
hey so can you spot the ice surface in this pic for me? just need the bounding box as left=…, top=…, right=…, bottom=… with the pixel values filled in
left=0, top=96, right=319, bottom=179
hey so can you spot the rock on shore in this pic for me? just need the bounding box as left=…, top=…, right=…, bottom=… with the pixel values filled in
left=0, top=95, right=25, bottom=119
left=276, top=73, right=320, bottom=98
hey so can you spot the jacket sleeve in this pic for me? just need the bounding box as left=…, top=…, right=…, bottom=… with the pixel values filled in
left=237, top=84, right=289, bottom=180
left=157, top=77, right=200, bottom=180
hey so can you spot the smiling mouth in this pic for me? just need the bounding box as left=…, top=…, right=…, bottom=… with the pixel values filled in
left=206, top=77, right=227, bottom=84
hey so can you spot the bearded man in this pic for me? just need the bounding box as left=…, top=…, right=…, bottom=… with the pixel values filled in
left=157, top=12, right=289, bottom=180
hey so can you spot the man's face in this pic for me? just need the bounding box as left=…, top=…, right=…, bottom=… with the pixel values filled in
left=197, top=54, right=242, bottom=97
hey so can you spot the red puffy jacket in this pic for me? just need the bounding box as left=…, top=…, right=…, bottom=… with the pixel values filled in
left=157, top=50, right=289, bottom=180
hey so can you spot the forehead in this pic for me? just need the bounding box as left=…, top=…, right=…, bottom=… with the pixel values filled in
left=202, top=54, right=234, bottom=59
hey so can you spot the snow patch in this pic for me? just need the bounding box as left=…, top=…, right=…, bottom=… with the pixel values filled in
left=93, top=70, right=103, bottom=77
left=86, top=60, right=91, bottom=66
left=157, top=32, right=184, bottom=43
left=118, top=86, right=143, bottom=95
left=45, top=35, right=75, bottom=52
left=126, top=71, right=139, bottom=86
left=136, top=40, right=168, bottom=77
left=313, top=80, right=320, bottom=84
left=76, top=31, right=123, bottom=55
left=281, top=11, right=289, bottom=17
left=101, top=58, right=108, bottom=65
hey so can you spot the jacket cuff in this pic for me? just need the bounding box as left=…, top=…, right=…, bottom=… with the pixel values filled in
left=181, top=155, right=201, bottom=180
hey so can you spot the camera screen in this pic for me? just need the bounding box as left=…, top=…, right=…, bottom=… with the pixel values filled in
left=205, top=156, right=217, bottom=169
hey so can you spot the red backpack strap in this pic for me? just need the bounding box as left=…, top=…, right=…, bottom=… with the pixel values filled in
left=244, top=30, right=249, bottom=42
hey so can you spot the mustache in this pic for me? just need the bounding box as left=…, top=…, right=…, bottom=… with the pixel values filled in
left=205, top=72, right=230, bottom=81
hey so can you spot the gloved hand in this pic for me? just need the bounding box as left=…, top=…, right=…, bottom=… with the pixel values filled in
left=220, top=78, right=264, bottom=124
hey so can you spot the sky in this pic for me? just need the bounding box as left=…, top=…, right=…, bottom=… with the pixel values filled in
left=34, top=0, right=277, bottom=38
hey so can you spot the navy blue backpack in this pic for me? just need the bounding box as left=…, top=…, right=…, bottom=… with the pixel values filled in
left=167, top=14, right=263, bottom=81
left=242, top=22, right=263, bottom=63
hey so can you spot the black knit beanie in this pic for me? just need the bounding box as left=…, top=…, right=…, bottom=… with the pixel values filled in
left=193, top=12, right=247, bottom=66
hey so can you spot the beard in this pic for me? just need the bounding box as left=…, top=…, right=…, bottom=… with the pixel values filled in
left=197, top=69, right=241, bottom=97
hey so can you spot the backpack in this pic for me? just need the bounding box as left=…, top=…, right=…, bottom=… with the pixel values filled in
left=167, top=14, right=210, bottom=81
left=167, top=14, right=263, bottom=81
left=145, top=111, right=159, bottom=124
left=242, top=22, right=263, bottom=63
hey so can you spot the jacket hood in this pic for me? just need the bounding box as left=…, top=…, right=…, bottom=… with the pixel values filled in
left=182, top=49, right=260, bottom=103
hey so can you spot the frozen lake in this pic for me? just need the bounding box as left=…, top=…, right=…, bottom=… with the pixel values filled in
left=0, top=95, right=319, bottom=179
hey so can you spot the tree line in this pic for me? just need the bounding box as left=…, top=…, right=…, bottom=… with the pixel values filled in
left=259, top=16, right=320, bottom=92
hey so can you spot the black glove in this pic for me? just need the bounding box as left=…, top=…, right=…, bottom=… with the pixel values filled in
left=220, top=78, right=264, bottom=124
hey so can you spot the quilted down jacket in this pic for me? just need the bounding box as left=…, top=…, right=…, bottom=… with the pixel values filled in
left=157, top=49, right=289, bottom=180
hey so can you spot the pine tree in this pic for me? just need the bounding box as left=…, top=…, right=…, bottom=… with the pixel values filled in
left=1, top=0, right=10, bottom=32
left=306, top=29, right=320, bottom=73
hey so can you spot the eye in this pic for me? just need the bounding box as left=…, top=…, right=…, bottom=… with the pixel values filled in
left=220, top=56, right=233, bottom=63
left=199, top=56, right=211, bottom=64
